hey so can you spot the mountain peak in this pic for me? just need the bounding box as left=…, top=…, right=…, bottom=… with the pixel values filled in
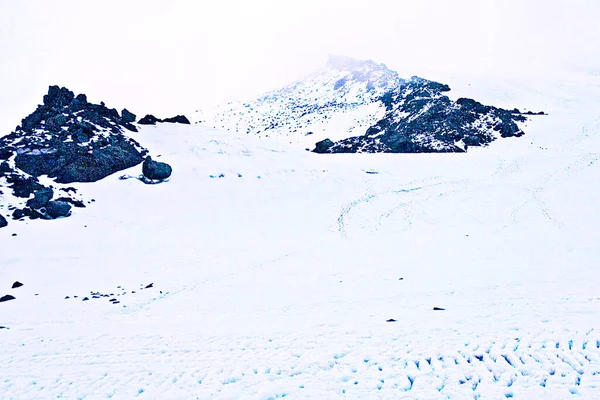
left=326, top=55, right=388, bottom=72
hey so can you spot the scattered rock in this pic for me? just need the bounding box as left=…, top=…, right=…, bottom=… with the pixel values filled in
left=398, top=277, right=404, bottom=281
left=386, top=319, right=397, bottom=322
left=0, top=295, right=16, bottom=303
left=11, top=281, right=23, bottom=289
left=433, top=307, right=445, bottom=311
left=82, top=297, right=89, bottom=301
left=142, top=157, right=172, bottom=181
left=145, top=283, right=154, bottom=289
left=65, top=296, right=70, bottom=299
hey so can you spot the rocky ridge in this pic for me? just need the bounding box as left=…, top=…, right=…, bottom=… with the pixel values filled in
left=0, top=86, right=173, bottom=227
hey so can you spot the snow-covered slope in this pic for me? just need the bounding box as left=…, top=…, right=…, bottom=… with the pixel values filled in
left=1, top=73, right=600, bottom=399
left=196, top=55, right=404, bottom=148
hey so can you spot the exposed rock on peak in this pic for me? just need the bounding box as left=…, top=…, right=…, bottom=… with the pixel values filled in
left=315, top=77, right=526, bottom=153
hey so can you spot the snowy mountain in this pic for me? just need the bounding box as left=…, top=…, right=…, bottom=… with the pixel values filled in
left=199, top=56, right=529, bottom=153
left=197, top=55, right=404, bottom=146
left=2, top=68, right=600, bottom=398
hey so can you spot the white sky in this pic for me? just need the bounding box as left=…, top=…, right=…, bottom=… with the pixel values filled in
left=1, top=0, right=598, bottom=135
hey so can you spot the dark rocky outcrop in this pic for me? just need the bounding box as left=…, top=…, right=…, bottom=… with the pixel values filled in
left=142, top=157, right=172, bottom=181
left=0, top=214, right=7, bottom=228
left=163, top=115, right=190, bottom=124
left=0, top=85, right=150, bottom=222
left=139, top=114, right=190, bottom=125
left=138, top=114, right=161, bottom=125
left=11, top=281, right=23, bottom=289
left=313, top=77, right=527, bottom=153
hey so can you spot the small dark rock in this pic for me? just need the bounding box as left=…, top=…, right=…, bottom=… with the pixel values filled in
left=386, top=319, right=397, bottom=322
left=398, top=278, right=404, bottom=281
left=11, top=281, right=23, bottom=289
left=82, top=297, right=89, bottom=301
left=65, top=296, right=70, bottom=299
left=0, top=294, right=16, bottom=302
left=0, top=214, right=7, bottom=228
left=142, top=157, right=172, bottom=180
left=145, top=283, right=153, bottom=289
left=433, top=307, right=445, bottom=311
left=11, top=233, right=17, bottom=237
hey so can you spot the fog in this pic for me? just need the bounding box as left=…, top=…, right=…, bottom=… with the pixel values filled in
left=1, top=0, right=598, bottom=135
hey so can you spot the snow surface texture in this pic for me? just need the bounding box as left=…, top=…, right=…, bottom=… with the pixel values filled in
left=1, top=73, right=600, bottom=399
left=196, top=56, right=526, bottom=153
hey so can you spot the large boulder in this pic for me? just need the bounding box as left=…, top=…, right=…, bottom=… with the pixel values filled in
left=142, top=156, right=172, bottom=180
left=26, top=187, right=54, bottom=209
left=0, top=214, right=7, bottom=228
left=46, top=201, right=72, bottom=219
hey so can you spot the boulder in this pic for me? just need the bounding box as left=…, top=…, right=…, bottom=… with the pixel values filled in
left=0, top=214, right=7, bottom=228
left=138, top=114, right=161, bottom=125
left=163, top=115, right=190, bottom=124
left=142, top=156, right=172, bottom=180
left=26, top=187, right=54, bottom=209
left=45, top=201, right=72, bottom=219
left=313, top=139, right=335, bottom=153
left=11, top=281, right=23, bottom=289
left=121, top=109, right=136, bottom=124
left=0, top=295, right=15, bottom=303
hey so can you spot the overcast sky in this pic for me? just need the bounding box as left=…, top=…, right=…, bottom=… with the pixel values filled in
left=1, top=0, right=598, bottom=135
